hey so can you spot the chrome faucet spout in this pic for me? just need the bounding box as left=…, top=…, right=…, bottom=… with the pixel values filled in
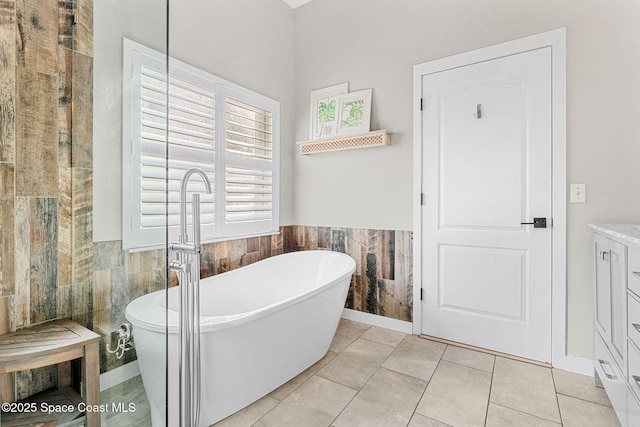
left=179, top=167, right=212, bottom=242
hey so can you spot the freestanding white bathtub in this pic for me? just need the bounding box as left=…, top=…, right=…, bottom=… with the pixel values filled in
left=125, top=250, right=356, bottom=427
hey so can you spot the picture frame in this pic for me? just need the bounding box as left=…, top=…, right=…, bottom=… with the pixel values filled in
left=336, top=89, right=372, bottom=136
left=309, top=82, right=349, bottom=139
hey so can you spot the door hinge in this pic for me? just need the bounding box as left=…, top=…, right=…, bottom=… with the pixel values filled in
left=420, top=288, right=424, bottom=300
left=421, top=193, right=425, bottom=205
left=420, top=98, right=423, bottom=111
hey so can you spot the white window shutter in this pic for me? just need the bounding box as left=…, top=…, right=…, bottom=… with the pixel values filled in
left=123, top=39, right=279, bottom=250
left=222, top=89, right=280, bottom=237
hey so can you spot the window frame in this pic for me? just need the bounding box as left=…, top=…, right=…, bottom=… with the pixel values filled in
left=122, top=38, right=280, bottom=251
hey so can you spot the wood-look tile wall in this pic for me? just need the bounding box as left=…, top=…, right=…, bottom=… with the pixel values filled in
left=0, top=0, right=94, bottom=400
left=283, top=226, right=413, bottom=322
left=93, top=231, right=286, bottom=373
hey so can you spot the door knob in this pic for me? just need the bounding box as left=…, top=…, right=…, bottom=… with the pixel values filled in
left=521, top=217, right=547, bottom=228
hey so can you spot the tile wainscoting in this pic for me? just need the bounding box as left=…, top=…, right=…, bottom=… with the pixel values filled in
left=284, top=226, right=413, bottom=323
left=93, top=225, right=413, bottom=374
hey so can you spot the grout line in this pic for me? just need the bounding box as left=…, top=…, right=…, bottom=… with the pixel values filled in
left=555, top=391, right=614, bottom=409
left=550, top=366, right=564, bottom=426
left=439, top=358, right=494, bottom=375
left=408, top=343, right=449, bottom=426
left=491, top=402, right=563, bottom=426
left=483, top=355, right=497, bottom=426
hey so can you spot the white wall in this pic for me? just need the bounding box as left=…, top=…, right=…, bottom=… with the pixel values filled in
left=292, top=0, right=640, bottom=359
left=169, top=0, right=295, bottom=226
left=93, top=0, right=295, bottom=242
left=93, top=0, right=167, bottom=242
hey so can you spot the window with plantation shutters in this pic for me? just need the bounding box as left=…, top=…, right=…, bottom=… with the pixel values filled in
left=123, top=39, right=279, bottom=250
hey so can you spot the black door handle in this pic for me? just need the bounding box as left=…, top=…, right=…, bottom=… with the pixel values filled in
left=521, top=218, right=547, bottom=228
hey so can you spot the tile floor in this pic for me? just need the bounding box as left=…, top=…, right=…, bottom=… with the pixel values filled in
left=102, top=319, right=620, bottom=426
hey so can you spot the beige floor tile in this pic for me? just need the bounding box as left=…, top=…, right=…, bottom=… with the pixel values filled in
left=552, top=368, right=612, bottom=407
left=253, top=376, right=356, bottom=427
left=214, top=395, right=279, bottom=427
left=269, top=351, right=338, bottom=401
left=557, top=394, right=621, bottom=427
left=415, top=360, right=492, bottom=427
left=317, top=338, right=395, bottom=390
left=441, top=345, right=495, bottom=373
left=485, top=403, right=561, bottom=427
left=408, top=413, right=452, bottom=427
left=360, top=326, right=407, bottom=347
left=329, top=319, right=371, bottom=353
left=490, top=357, right=561, bottom=423
left=382, top=336, right=446, bottom=381
left=333, top=368, right=427, bottom=427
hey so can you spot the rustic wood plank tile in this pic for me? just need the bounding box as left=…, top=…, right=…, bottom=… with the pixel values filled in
left=350, top=274, right=364, bottom=312
left=396, top=231, right=413, bottom=321
left=281, top=225, right=293, bottom=252
left=331, top=228, right=346, bottom=253
left=292, top=225, right=305, bottom=248
left=57, top=166, right=71, bottom=286
left=247, top=236, right=259, bottom=253
left=15, top=67, right=58, bottom=196
left=365, top=252, right=378, bottom=314
left=215, top=257, right=230, bottom=275
left=29, top=198, right=58, bottom=325
left=304, top=226, right=318, bottom=250
left=345, top=228, right=365, bottom=277
left=71, top=52, right=92, bottom=168
left=317, top=226, right=331, bottom=249
left=271, top=228, right=283, bottom=254
left=15, top=0, right=58, bottom=75
left=0, top=0, right=16, bottom=163
left=71, top=167, right=92, bottom=285
left=92, top=268, right=111, bottom=334
left=71, top=281, right=92, bottom=329
left=74, top=0, right=92, bottom=57
left=110, top=266, right=127, bottom=326
left=94, top=240, right=123, bottom=271
left=0, top=163, right=15, bottom=296
left=241, top=251, right=260, bottom=266
left=259, top=235, right=271, bottom=259
left=13, top=197, right=29, bottom=329
left=200, top=242, right=215, bottom=279
left=57, top=46, right=72, bottom=168
left=57, top=283, right=71, bottom=320
left=57, top=0, right=73, bottom=49
left=376, top=229, right=395, bottom=280
left=230, top=238, right=247, bottom=269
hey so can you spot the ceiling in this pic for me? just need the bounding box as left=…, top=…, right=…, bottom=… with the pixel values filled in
left=281, top=0, right=313, bottom=9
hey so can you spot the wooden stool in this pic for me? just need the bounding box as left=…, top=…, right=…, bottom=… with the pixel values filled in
left=0, top=319, right=101, bottom=426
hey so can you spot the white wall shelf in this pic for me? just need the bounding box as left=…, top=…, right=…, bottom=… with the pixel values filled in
left=298, top=130, right=391, bottom=155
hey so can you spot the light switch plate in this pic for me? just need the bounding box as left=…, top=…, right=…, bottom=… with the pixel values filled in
left=570, top=184, right=586, bottom=203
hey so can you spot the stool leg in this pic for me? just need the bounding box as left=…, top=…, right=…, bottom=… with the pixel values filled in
left=82, top=342, right=101, bottom=426
left=1, top=373, right=15, bottom=403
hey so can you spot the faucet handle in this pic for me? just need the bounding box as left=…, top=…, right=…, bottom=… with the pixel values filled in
left=169, top=259, right=191, bottom=273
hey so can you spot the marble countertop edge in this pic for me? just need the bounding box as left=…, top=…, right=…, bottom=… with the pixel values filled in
left=589, top=223, right=640, bottom=246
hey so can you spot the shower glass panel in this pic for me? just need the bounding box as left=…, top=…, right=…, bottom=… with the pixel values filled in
left=93, top=0, right=169, bottom=425
left=0, top=0, right=170, bottom=425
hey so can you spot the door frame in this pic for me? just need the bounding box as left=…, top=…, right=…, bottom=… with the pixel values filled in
left=412, top=28, right=569, bottom=369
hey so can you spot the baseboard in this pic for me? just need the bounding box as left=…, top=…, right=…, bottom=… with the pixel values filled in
left=100, top=361, right=141, bottom=392
left=341, top=308, right=413, bottom=334
left=560, top=355, right=593, bottom=376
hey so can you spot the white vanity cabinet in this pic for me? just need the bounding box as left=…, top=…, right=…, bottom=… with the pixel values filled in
left=591, top=224, right=640, bottom=427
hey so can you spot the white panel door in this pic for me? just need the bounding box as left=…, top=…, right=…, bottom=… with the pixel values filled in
left=421, top=47, right=552, bottom=362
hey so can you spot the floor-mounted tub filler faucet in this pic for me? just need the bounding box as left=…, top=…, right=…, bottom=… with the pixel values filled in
left=169, top=167, right=212, bottom=427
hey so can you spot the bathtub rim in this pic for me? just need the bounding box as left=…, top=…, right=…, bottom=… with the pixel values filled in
left=125, top=250, right=356, bottom=334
